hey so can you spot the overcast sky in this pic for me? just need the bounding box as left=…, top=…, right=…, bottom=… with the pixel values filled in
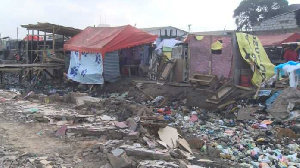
left=0, top=0, right=299, bottom=39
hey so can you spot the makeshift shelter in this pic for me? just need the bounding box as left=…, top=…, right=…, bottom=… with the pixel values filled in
left=64, top=25, right=157, bottom=84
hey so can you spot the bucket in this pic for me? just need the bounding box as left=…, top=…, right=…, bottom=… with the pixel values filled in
left=240, top=75, right=252, bottom=87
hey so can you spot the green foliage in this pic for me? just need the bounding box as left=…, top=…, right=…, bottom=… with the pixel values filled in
left=233, top=0, right=289, bottom=31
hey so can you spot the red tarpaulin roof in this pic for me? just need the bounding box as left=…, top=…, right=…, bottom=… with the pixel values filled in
left=23, top=35, right=43, bottom=41
left=258, top=33, right=300, bottom=47
left=64, top=25, right=157, bottom=55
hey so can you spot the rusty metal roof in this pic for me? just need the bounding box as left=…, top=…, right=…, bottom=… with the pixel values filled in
left=21, top=22, right=81, bottom=37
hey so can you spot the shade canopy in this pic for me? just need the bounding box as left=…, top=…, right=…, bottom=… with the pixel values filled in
left=64, top=25, right=157, bottom=55
left=258, top=33, right=300, bottom=47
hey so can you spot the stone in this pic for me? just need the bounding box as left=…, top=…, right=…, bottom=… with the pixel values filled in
left=100, top=163, right=113, bottom=168
left=111, top=148, right=124, bottom=157
left=126, top=118, right=137, bottom=131
left=115, top=122, right=128, bottom=129
left=55, top=125, right=68, bottom=137
left=107, top=153, right=132, bottom=168
left=124, top=132, right=140, bottom=140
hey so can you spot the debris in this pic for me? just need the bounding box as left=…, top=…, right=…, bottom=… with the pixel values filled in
left=267, top=88, right=300, bottom=119
left=107, top=153, right=132, bottom=168
left=177, top=138, right=192, bottom=153
left=101, top=115, right=116, bottom=121
left=236, top=106, right=258, bottom=121
left=115, top=122, right=128, bottom=129
left=158, top=126, right=179, bottom=148
left=55, top=125, right=68, bottom=137
left=111, top=148, right=125, bottom=157
left=120, top=145, right=172, bottom=161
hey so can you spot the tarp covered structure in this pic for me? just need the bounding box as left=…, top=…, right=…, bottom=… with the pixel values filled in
left=258, top=33, right=300, bottom=47
left=64, top=25, right=157, bottom=56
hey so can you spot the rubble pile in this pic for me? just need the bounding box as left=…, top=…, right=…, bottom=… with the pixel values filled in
left=0, top=85, right=299, bottom=168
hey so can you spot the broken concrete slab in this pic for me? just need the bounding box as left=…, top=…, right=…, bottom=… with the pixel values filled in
left=158, top=126, right=179, bottom=148
left=236, top=106, right=258, bottom=121
left=120, top=145, right=171, bottom=161
left=267, top=88, right=300, bottom=119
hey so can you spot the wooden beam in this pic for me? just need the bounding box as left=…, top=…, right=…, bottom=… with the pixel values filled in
left=43, top=69, right=54, bottom=78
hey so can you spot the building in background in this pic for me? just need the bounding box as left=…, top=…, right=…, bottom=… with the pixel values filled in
left=252, top=4, right=300, bottom=35
left=140, top=26, right=187, bottom=39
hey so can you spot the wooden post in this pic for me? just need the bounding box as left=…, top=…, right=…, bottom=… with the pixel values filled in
left=37, top=30, right=39, bottom=50
left=232, top=32, right=241, bottom=85
left=44, top=31, right=46, bottom=51
left=27, top=30, right=29, bottom=64
left=31, top=30, right=34, bottom=63
left=0, top=71, right=2, bottom=84
left=37, top=30, right=39, bottom=62
left=52, top=27, right=55, bottom=50
left=209, top=35, right=212, bottom=75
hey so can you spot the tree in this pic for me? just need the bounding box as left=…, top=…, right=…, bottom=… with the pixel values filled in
left=233, top=0, right=289, bottom=31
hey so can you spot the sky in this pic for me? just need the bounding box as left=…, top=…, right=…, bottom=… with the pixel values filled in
left=0, top=0, right=299, bottom=39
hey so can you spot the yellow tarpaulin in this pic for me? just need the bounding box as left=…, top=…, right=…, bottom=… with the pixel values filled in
left=211, top=40, right=222, bottom=50
left=236, top=33, right=275, bottom=87
left=195, top=36, right=204, bottom=41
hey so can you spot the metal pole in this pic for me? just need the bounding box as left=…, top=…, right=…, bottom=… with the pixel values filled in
left=17, top=27, right=18, bottom=42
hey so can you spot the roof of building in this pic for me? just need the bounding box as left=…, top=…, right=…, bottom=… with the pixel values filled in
left=21, top=22, right=82, bottom=37
left=140, top=26, right=187, bottom=33
left=64, top=25, right=157, bottom=55
left=258, top=33, right=300, bottom=46
left=288, top=4, right=300, bottom=11
left=191, top=30, right=234, bottom=36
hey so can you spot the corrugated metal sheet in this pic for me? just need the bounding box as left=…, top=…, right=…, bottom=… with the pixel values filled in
left=103, top=51, right=120, bottom=82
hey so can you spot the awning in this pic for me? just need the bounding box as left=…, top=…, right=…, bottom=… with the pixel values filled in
left=258, top=33, right=300, bottom=47
left=64, top=25, right=157, bottom=56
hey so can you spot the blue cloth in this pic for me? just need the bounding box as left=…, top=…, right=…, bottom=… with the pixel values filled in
left=68, top=51, right=104, bottom=84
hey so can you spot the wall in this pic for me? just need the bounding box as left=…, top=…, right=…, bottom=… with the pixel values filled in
left=253, top=11, right=299, bottom=31
left=189, top=36, right=233, bottom=78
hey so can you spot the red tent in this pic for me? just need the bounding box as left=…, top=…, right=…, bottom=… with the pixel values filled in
left=23, top=35, right=43, bottom=41
left=64, top=25, right=157, bottom=56
left=258, top=33, right=300, bottom=47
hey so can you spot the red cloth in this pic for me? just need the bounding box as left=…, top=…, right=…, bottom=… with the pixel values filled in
left=283, top=49, right=298, bottom=61
left=23, top=35, right=43, bottom=41
left=64, top=25, right=157, bottom=57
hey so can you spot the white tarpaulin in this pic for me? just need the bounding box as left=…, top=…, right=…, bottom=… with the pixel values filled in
left=68, top=51, right=104, bottom=84
left=155, top=38, right=181, bottom=50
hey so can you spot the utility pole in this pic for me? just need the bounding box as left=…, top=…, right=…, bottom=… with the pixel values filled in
left=188, top=24, right=191, bottom=33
